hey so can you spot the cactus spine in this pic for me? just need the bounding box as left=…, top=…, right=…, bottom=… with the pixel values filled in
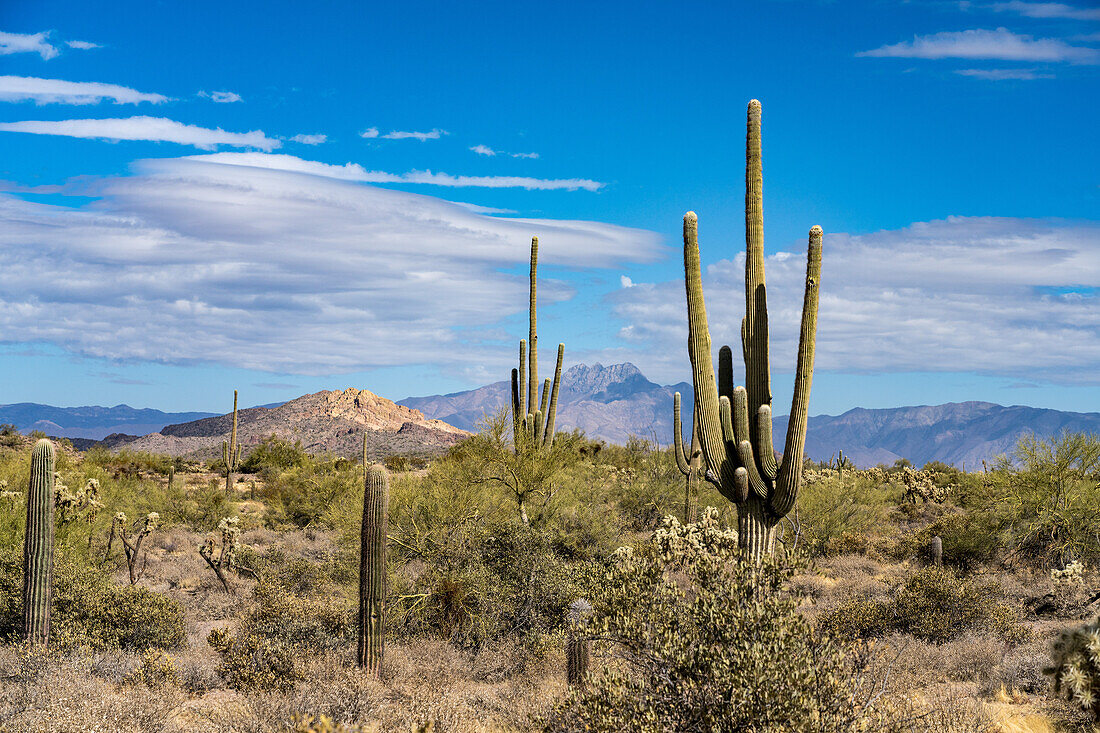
left=222, top=389, right=241, bottom=497
left=22, top=438, right=55, bottom=645
left=682, top=100, right=822, bottom=560
left=566, top=598, right=592, bottom=689
left=510, top=236, right=565, bottom=449
left=358, top=463, right=389, bottom=675
left=673, top=391, right=703, bottom=523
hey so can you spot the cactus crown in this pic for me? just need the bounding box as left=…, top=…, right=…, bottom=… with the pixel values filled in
left=1046, top=616, right=1100, bottom=720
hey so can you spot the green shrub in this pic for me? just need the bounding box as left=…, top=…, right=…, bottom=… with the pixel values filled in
left=547, top=510, right=877, bottom=732
left=798, top=472, right=892, bottom=556
left=0, top=549, right=185, bottom=650
left=919, top=511, right=1002, bottom=570
left=240, top=434, right=311, bottom=472
left=207, top=627, right=302, bottom=691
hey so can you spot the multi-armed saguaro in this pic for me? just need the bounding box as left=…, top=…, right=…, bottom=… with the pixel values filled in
left=510, top=236, right=565, bottom=450
left=682, top=99, right=822, bottom=560
left=222, top=389, right=241, bottom=496
left=22, top=438, right=56, bottom=645
left=359, top=459, right=389, bottom=676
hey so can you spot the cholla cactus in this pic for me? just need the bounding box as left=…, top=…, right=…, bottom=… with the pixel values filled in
left=1045, top=616, right=1100, bottom=720
left=510, top=237, right=565, bottom=451
left=55, top=477, right=104, bottom=524
left=0, top=479, right=18, bottom=509
left=1052, top=560, right=1086, bottom=585
left=106, top=511, right=159, bottom=585
left=199, top=516, right=241, bottom=593
left=899, top=467, right=949, bottom=503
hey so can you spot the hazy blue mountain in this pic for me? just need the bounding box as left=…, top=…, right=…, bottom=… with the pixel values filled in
left=0, top=402, right=217, bottom=441
left=402, top=363, right=1100, bottom=467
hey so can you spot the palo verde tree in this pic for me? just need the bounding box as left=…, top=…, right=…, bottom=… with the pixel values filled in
left=681, top=99, right=822, bottom=560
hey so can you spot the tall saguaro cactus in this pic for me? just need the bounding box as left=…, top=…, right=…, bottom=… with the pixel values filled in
left=358, top=463, right=389, bottom=675
left=222, top=389, right=241, bottom=497
left=672, top=392, right=703, bottom=523
left=682, top=99, right=823, bottom=560
left=510, top=236, right=565, bottom=449
left=22, top=438, right=55, bottom=645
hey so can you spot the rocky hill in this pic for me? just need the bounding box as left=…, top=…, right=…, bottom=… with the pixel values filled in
left=118, top=388, right=468, bottom=460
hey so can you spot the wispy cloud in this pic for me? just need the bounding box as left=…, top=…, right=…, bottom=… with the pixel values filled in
left=359, top=127, right=379, bottom=139
left=0, top=155, right=660, bottom=374
left=990, top=1, right=1100, bottom=20
left=289, top=133, right=327, bottom=145
left=94, top=372, right=153, bottom=386
left=0, top=31, right=60, bottom=60
left=66, top=40, right=101, bottom=50
left=605, top=216, right=1100, bottom=386
left=858, top=27, right=1100, bottom=64
left=954, top=67, right=1055, bottom=79
left=470, top=144, right=540, bottom=159
left=381, top=128, right=446, bottom=141
left=198, top=90, right=242, bottom=103
left=0, top=76, right=170, bottom=105
left=0, top=116, right=281, bottom=150
left=189, top=152, right=604, bottom=190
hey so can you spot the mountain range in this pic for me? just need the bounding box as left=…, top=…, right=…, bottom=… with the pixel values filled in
left=401, top=363, right=1100, bottom=468
left=5, top=363, right=1098, bottom=467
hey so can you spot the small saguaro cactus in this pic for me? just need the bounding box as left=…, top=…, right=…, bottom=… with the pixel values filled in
left=681, top=100, right=823, bottom=560
left=107, top=511, right=160, bottom=585
left=359, top=463, right=389, bottom=675
left=510, top=236, right=566, bottom=450
left=1045, top=616, right=1100, bottom=720
left=673, top=392, right=704, bottom=523
left=566, top=598, right=593, bottom=689
left=22, top=438, right=56, bottom=645
left=223, top=390, right=241, bottom=497
left=199, top=516, right=241, bottom=593
left=931, top=535, right=943, bottom=567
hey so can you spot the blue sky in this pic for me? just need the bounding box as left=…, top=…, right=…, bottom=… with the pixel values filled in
left=0, top=0, right=1097, bottom=418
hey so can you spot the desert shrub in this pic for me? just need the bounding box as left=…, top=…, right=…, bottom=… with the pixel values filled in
left=240, top=434, right=311, bottom=472
left=919, top=510, right=1003, bottom=570
left=260, top=463, right=359, bottom=528
left=382, top=454, right=410, bottom=472
left=208, top=627, right=303, bottom=691
left=124, top=649, right=180, bottom=688
left=547, top=510, right=877, bottom=732
left=798, top=472, right=892, bottom=556
left=0, top=549, right=185, bottom=649
left=242, top=551, right=355, bottom=650
left=819, top=567, right=1027, bottom=645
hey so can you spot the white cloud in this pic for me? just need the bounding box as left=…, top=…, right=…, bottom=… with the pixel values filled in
left=198, top=90, right=242, bottom=103
left=470, top=144, right=497, bottom=156
left=0, top=31, right=59, bottom=60
left=289, top=133, right=327, bottom=145
left=360, top=127, right=379, bottom=139
left=620, top=275, right=634, bottom=288
left=66, top=40, right=101, bottom=50
left=991, top=2, right=1100, bottom=20
left=0, top=116, right=281, bottom=150
left=605, top=216, right=1100, bottom=386
left=511, top=151, right=539, bottom=159
left=0, top=156, right=661, bottom=374
left=188, top=152, right=604, bottom=190
left=381, top=128, right=445, bottom=141
left=954, top=67, right=1055, bottom=79
left=0, top=76, right=170, bottom=105
left=858, top=28, right=1100, bottom=64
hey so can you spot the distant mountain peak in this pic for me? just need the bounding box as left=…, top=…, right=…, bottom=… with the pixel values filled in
left=562, top=362, right=652, bottom=397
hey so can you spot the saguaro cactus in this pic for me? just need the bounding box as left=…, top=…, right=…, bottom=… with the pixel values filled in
left=566, top=598, right=592, bottom=689
left=358, top=464, right=389, bottom=675
left=223, top=389, right=241, bottom=497
left=22, top=438, right=55, bottom=645
left=672, top=392, right=703, bottom=523
left=510, top=237, right=565, bottom=449
left=682, top=100, right=822, bottom=560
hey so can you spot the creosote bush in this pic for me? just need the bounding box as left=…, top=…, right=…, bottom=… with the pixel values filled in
left=207, top=626, right=303, bottom=691
left=547, top=509, right=878, bottom=732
